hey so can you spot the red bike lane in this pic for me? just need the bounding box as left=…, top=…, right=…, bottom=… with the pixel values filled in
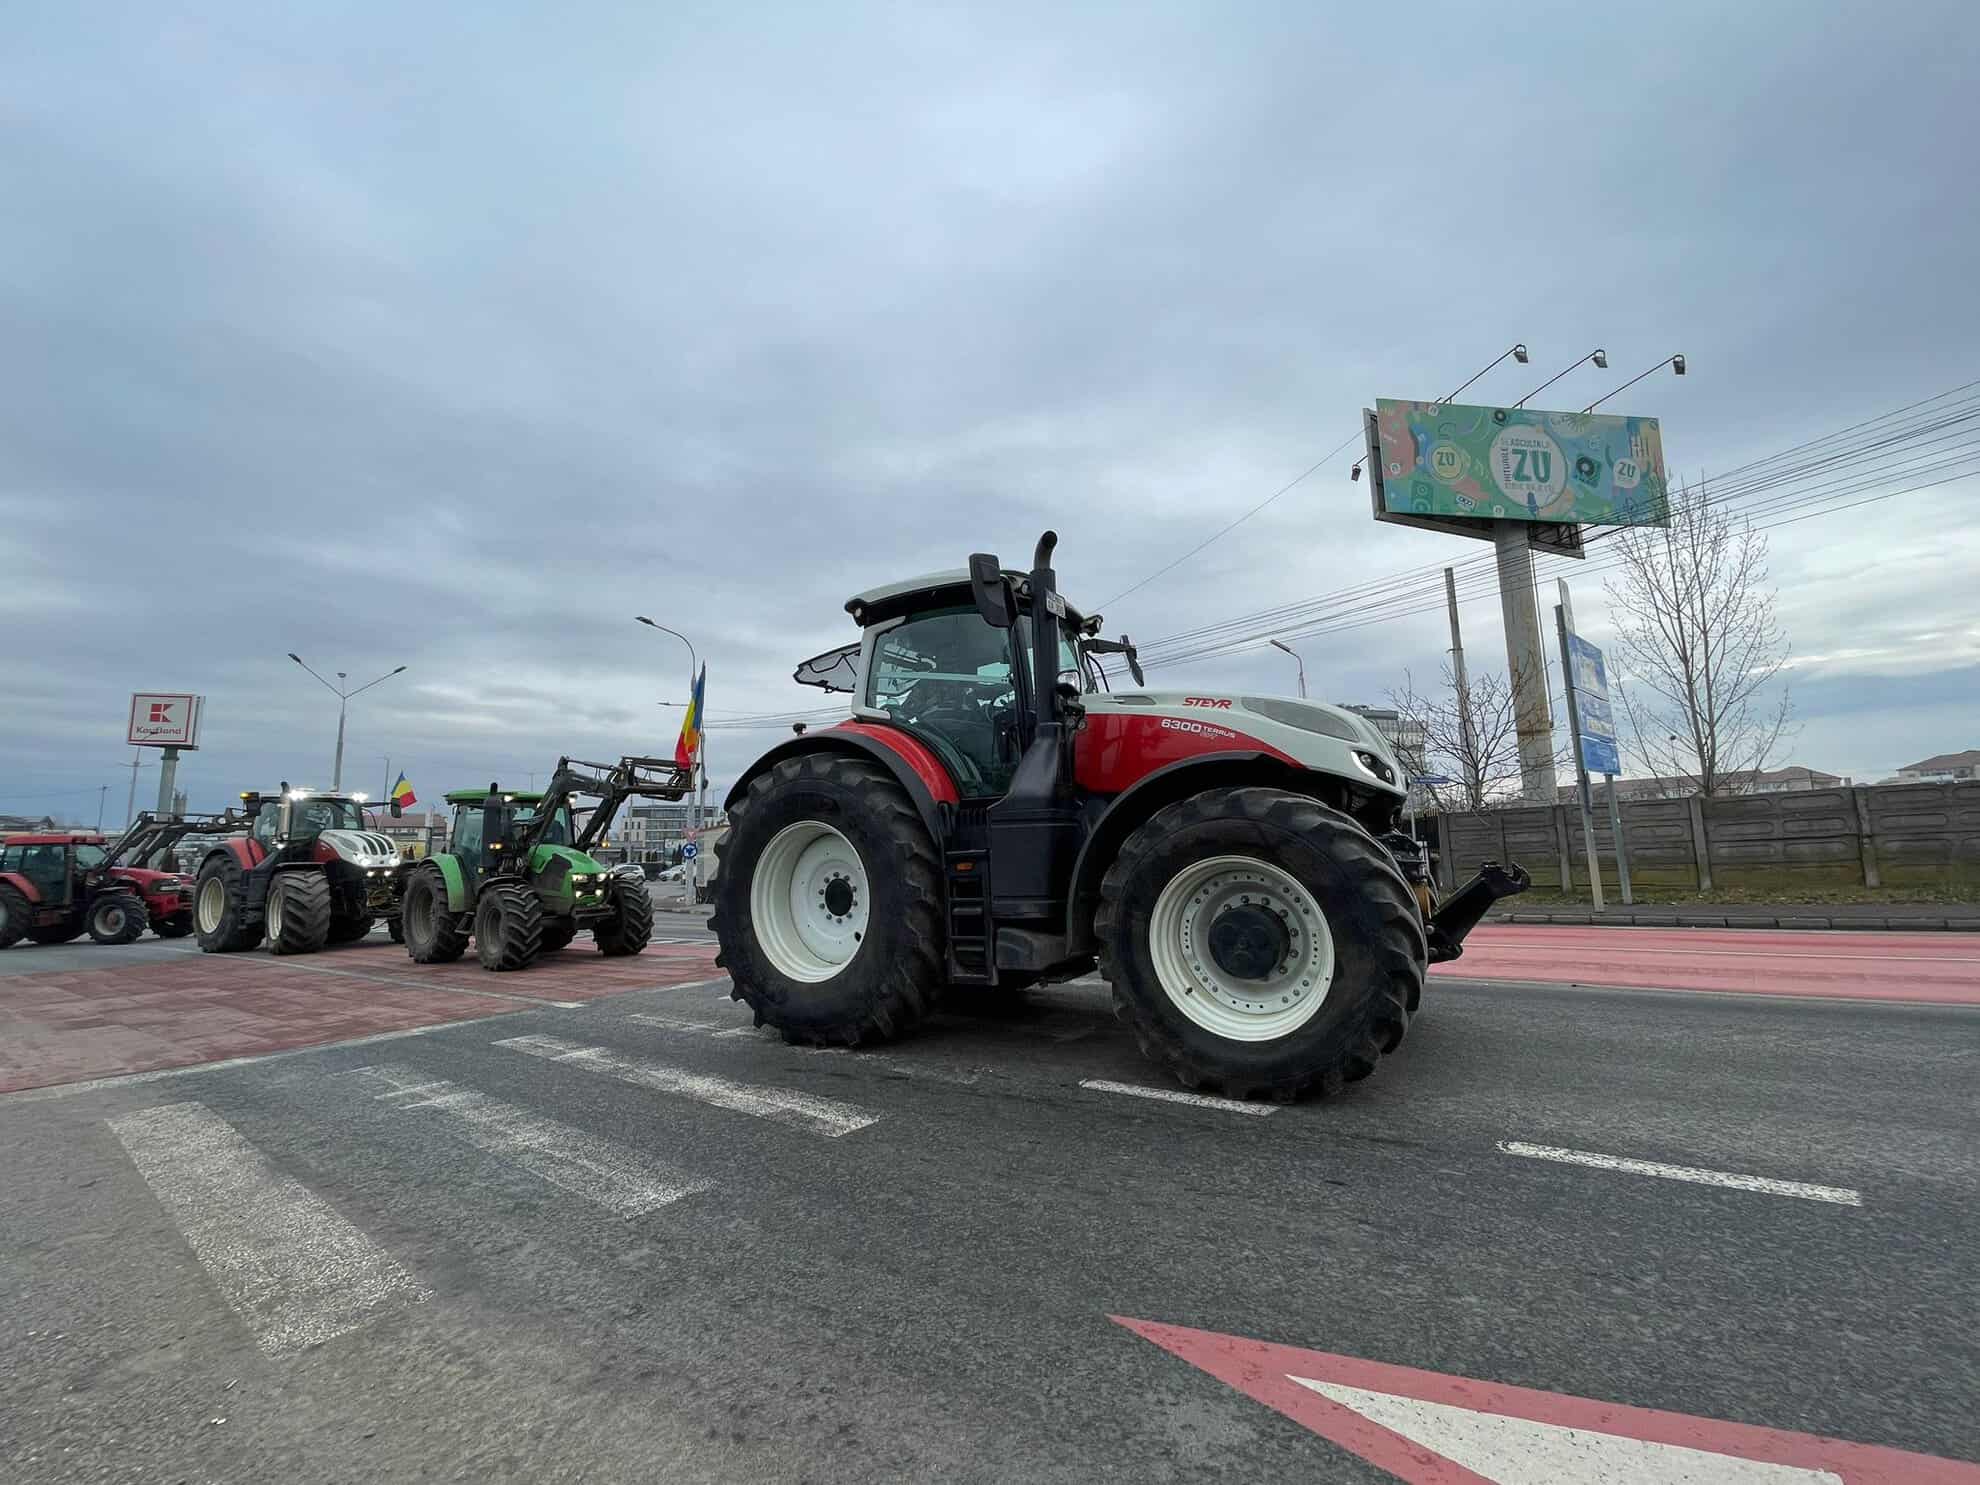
left=1438, top=924, right=1980, bottom=1006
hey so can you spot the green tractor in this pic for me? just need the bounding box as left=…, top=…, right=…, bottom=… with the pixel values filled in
left=397, top=755, right=693, bottom=972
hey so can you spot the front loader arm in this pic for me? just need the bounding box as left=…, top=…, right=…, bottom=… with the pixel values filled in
left=516, top=755, right=694, bottom=856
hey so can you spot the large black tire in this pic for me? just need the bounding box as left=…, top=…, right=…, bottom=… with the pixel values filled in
left=268, top=872, right=333, bottom=956
left=475, top=879, right=543, bottom=972
left=387, top=914, right=405, bottom=943
left=712, top=754, right=942, bottom=1046
left=152, top=913, right=194, bottom=940
left=327, top=913, right=375, bottom=945
left=194, top=855, right=263, bottom=954
left=86, top=891, right=147, bottom=946
left=592, top=875, right=652, bottom=957
left=0, top=882, right=28, bottom=949
left=400, top=865, right=469, bottom=963
left=539, top=920, right=577, bottom=953
left=27, top=923, right=86, bottom=946
left=1096, top=787, right=1424, bottom=1101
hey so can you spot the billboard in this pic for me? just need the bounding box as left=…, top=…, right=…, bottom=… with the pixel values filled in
left=1372, top=399, right=1668, bottom=527
left=1563, top=636, right=1621, bottom=777
left=128, top=693, right=203, bottom=749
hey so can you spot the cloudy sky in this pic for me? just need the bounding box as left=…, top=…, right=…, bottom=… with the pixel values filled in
left=4, top=1, right=1976, bottom=825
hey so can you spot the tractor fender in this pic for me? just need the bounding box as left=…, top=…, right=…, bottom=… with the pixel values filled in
left=725, top=725, right=957, bottom=845
left=1064, top=751, right=1315, bottom=955
left=0, top=871, right=41, bottom=905
left=427, top=853, right=471, bottom=913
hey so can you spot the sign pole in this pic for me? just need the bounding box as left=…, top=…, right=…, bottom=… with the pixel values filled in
left=154, top=747, right=181, bottom=820
left=1498, top=523, right=1558, bottom=803
left=1606, top=773, right=1633, bottom=905
left=1554, top=604, right=1604, bottom=911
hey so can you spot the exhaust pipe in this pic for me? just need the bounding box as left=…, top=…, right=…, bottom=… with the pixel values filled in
left=1425, top=861, right=1530, bottom=964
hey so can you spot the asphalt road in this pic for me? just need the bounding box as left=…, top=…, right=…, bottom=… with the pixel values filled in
left=4, top=947, right=1978, bottom=1482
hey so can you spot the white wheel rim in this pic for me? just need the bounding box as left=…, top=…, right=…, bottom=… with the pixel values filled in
left=750, top=821, right=869, bottom=982
left=100, top=904, right=126, bottom=934
left=1147, top=854, right=1335, bottom=1042
left=197, top=878, right=225, bottom=934
left=267, top=886, right=284, bottom=939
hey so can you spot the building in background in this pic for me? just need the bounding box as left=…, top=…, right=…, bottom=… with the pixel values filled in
left=616, top=800, right=725, bottom=862
left=1556, top=764, right=1847, bottom=803
left=372, top=809, right=450, bottom=858
left=1892, top=749, right=1980, bottom=784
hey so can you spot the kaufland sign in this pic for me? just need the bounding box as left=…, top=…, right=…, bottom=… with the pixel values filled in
left=127, top=693, right=203, bottom=749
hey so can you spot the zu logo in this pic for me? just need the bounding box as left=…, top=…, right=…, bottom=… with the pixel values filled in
left=1183, top=696, right=1232, bottom=709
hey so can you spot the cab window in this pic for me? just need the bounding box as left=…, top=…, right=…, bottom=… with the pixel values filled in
left=75, top=844, right=107, bottom=869
left=451, top=806, right=484, bottom=858
left=864, top=606, right=1023, bottom=797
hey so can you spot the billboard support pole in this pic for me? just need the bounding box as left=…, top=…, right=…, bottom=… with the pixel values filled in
left=1554, top=603, right=1604, bottom=911
left=1606, top=774, right=1633, bottom=905
left=1497, top=523, right=1558, bottom=803
left=154, top=748, right=181, bottom=821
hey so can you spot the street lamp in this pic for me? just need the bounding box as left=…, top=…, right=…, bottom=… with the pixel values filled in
left=1514, top=348, right=1607, bottom=408
left=1584, top=354, right=1686, bottom=413
left=634, top=617, right=706, bottom=902
left=1268, top=638, right=1308, bottom=699
left=287, top=654, right=407, bottom=791
left=1439, top=343, right=1529, bottom=405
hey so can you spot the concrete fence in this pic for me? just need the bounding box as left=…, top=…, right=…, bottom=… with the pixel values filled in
left=1433, top=781, right=1980, bottom=895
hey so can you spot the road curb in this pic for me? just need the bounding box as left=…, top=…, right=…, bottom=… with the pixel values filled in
left=1491, top=909, right=1980, bottom=932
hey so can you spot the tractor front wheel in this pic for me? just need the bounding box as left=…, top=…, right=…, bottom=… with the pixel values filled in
left=87, top=892, right=147, bottom=946
left=593, top=875, right=652, bottom=957
left=401, top=867, right=467, bottom=963
left=268, top=873, right=333, bottom=956
left=194, top=856, right=263, bottom=953
left=712, top=754, right=942, bottom=1046
left=0, top=883, right=34, bottom=948
left=1097, top=787, right=1423, bottom=1101
left=475, top=880, right=543, bottom=972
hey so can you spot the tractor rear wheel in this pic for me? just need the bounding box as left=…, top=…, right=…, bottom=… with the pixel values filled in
left=1096, top=787, right=1423, bottom=1101
left=268, top=873, right=333, bottom=956
left=87, top=891, right=147, bottom=946
left=0, top=883, right=35, bottom=948
left=327, top=913, right=375, bottom=945
left=712, top=754, right=942, bottom=1046
left=475, top=880, right=543, bottom=972
left=592, top=875, right=652, bottom=957
left=401, top=866, right=467, bottom=963
left=194, top=856, right=263, bottom=953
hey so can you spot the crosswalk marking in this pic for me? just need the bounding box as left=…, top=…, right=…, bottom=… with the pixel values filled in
left=1079, top=1079, right=1277, bottom=1116
left=347, top=1064, right=713, bottom=1217
left=494, top=1033, right=879, bottom=1138
left=108, top=1101, right=429, bottom=1356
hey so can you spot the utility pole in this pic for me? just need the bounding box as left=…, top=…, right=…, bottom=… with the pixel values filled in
left=1268, top=639, right=1307, bottom=698
left=1495, top=523, right=1557, bottom=802
left=1443, top=566, right=1478, bottom=805
left=125, top=753, right=142, bottom=829
left=97, top=784, right=107, bottom=831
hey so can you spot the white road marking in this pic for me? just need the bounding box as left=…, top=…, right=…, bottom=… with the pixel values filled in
left=628, top=1012, right=734, bottom=1034
left=1079, top=1079, right=1276, bottom=1116
left=1290, top=1377, right=1844, bottom=1483
left=108, top=1101, right=429, bottom=1356
left=3, top=1014, right=522, bottom=1105
left=1497, top=1141, right=1863, bottom=1206
left=495, top=1034, right=878, bottom=1137
left=346, top=1064, right=711, bottom=1217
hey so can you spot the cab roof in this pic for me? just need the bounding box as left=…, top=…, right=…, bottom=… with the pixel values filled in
left=844, top=568, right=1090, bottom=628
left=441, top=787, right=548, bottom=806
left=2, top=832, right=105, bottom=846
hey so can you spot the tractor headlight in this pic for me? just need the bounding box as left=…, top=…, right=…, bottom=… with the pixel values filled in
left=1239, top=697, right=1364, bottom=742
left=1352, top=749, right=1398, bottom=786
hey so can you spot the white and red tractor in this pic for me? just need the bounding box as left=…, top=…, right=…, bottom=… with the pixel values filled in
left=712, top=533, right=1527, bottom=1099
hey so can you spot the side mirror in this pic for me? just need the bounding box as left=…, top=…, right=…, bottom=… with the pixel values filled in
left=968, top=552, right=1013, bottom=629
left=389, top=801, right=403, bottom=818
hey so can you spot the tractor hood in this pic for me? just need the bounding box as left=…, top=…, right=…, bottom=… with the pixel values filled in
left=316, top=829, right=402, bottom=870
left=1080, top=691, right=1408, bottom=797
left=529, top=843, right=610, bottom=877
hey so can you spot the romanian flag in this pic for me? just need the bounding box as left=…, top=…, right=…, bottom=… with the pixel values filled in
left=675, top=665, right=706, bottom=770
left=390, top=773, right=418, bottom=809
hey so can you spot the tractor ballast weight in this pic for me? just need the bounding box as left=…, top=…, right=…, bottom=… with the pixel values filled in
left=714, top=531, right=1528, bottom=1100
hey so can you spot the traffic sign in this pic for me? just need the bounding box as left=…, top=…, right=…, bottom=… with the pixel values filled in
left=681, top=842, right=698, bottom=860
left=1412, top=774, right=1453, bottom=787
left=1114, top=1317, right=1979, bottom=1483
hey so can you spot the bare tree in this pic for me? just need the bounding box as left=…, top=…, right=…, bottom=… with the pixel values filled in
left=1604, top=485, right=1793, bottom=795
left=1389, top=663, right=1531, bottom=812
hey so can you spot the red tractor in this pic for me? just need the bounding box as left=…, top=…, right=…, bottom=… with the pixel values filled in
left=99, top=810, right=253, bottom=939
left=712, top=533, right=1527, bottom=1099
left=0, top=833, right=151, bottom=948
left=192, top=787, right=405, bottom=955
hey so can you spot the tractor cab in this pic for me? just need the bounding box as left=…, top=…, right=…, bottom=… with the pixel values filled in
left=0, top=834, right=108, bottom=909
left=442, top=787, right=575, bottom=886
left=239, top=787, right=386, bottom=852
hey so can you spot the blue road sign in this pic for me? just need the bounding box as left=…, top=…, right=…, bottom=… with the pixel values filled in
left=681, top=842, right=699, bottom=860
left=1565, top=633, right=1622, bottom=776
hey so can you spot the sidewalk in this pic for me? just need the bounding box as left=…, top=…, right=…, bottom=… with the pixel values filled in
left=1489, top=902, right=1980, bottom=932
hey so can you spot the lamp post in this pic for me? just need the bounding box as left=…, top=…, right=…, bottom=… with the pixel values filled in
left=1584, top=354, right=1686, bottom=413
left=1268, top=638, right=1308, bottom=698
left=1438, top=343, right=1529, bottom=405
left=634, top=617, right=705, bottom=903
left=287, top=655, right=407, bottom=791
left=1514, top=348, right=1607, bottom=408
